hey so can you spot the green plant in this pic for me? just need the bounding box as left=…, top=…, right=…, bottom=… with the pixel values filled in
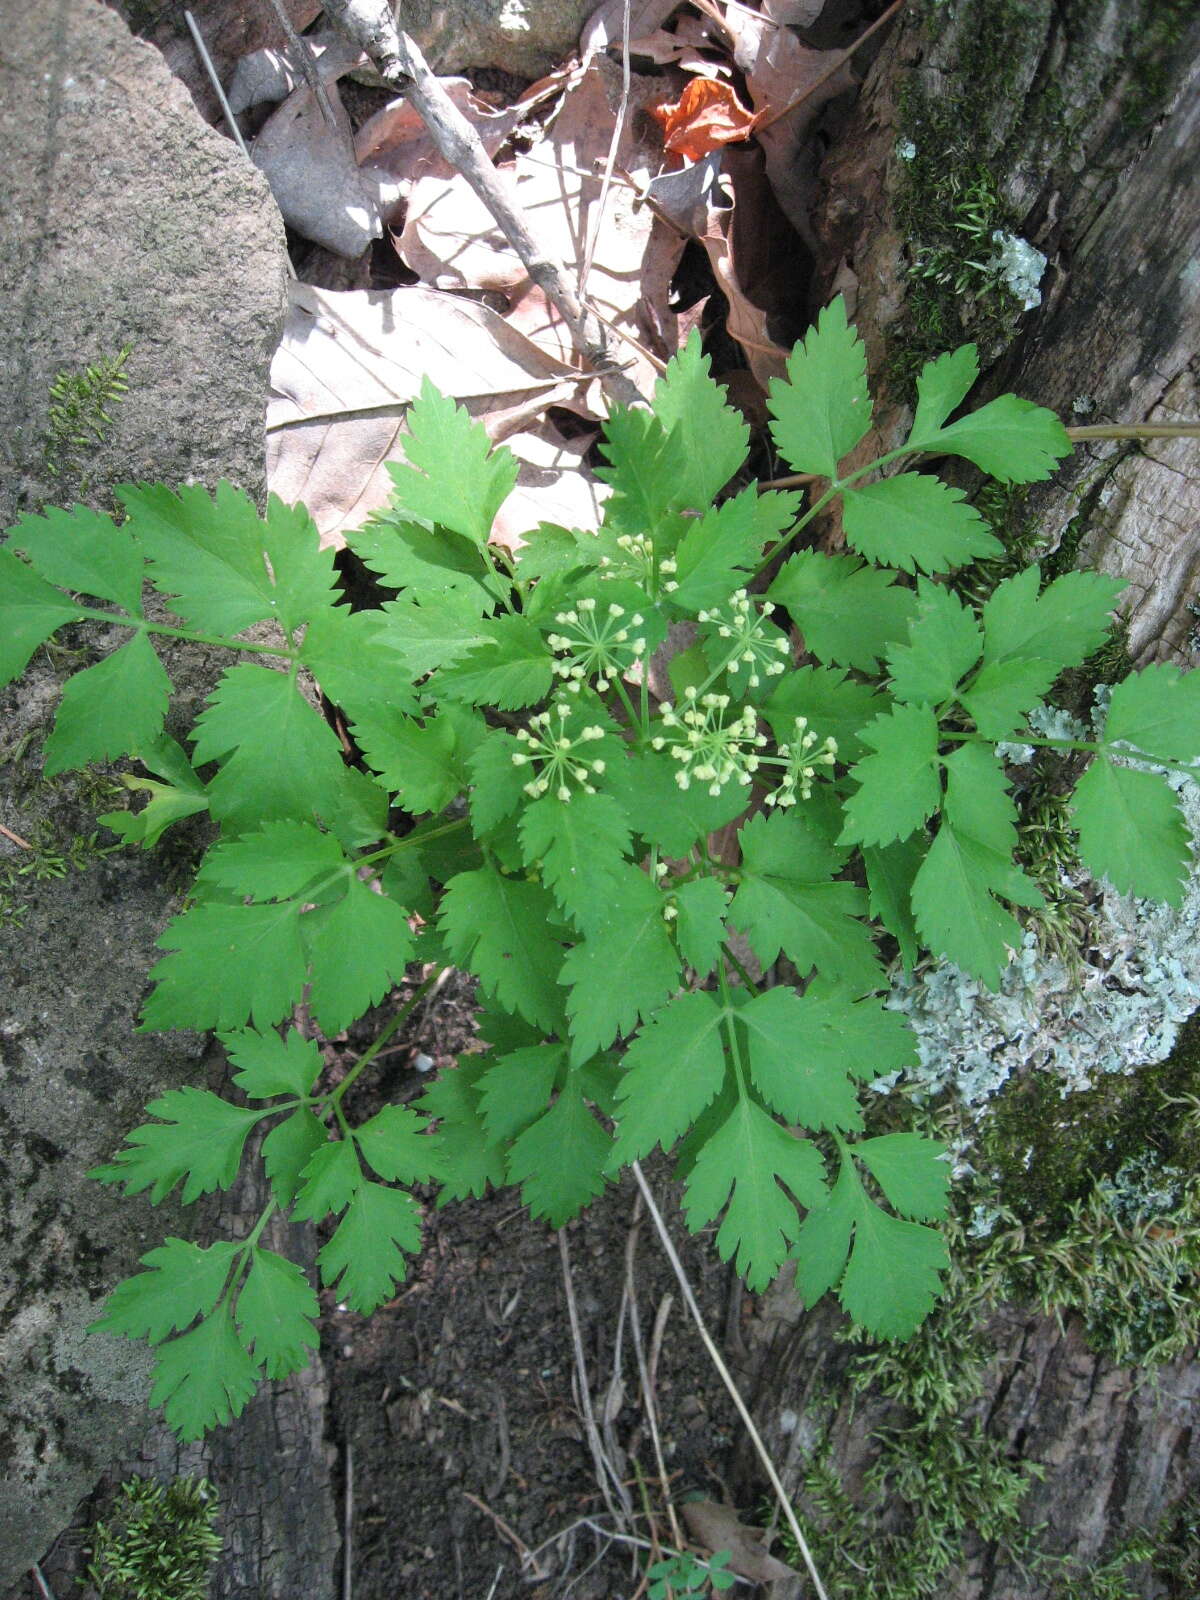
left=42, top=345, right=130, bottom=487
left=4, top=299, right=1199, bottom=1442
left=85, top=1475, right=220, bottom=1600
left=647, top=1546, right=735, bottom=1597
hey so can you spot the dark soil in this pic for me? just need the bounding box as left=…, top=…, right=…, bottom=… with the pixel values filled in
left=324, top=975, right=756, bottom=1600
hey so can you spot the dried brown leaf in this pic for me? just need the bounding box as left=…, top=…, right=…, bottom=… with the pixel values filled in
left=680, top=1500, right=798, bottom=1584
left=649, top=77, right=761, bottom=160
left=252, top=80, right=382, bottom=257
left=227, top=28, right=363, bottom=114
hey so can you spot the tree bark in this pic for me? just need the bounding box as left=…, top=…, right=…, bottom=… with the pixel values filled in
left=733, top=6, right=1200, bottom=1595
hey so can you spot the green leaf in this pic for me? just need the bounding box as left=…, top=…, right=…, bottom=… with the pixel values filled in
left=191, top=664, right=352, bottom=831
left=672, top=877, right=729, bottom=976
left=90, top=1238, right=239, bottom=1343
left=907, top=344, right=979, bottom=444
left=595, top=406, right=679, bottom=541
left=740, top=988, right=864, bottom=1131
left=100, top=778, right=209, bottom=850
left=957, top=657, right=1058, bottom=740
left=196, top=820, right=346, bottom=902
left=506, top=1083, right=612, bottom=1226
left=386, top=379, right=518, bottom=548
left=416, top=1059, right=508, bottom=1203
left=351, top=707, right=463, bottom=814
left=914, top=391, right=1072, bottom=483
left=518, top=790, right=632, bottom=934
left=651, top=331, right=750, bottom=507
left=842, top=474, right=1001, bottom=574
left=476, top=1045, right=563, bottom=1142
left=855, top=1133, right=949, bottom=1221
left=0, top=549, right=83, bottom=684
left=732, top=812, right=881, bottom=991
left=1071, top=759, right=1191, bottom=904
left=318, top=1181, right=423, bottom=1312
left=886, top=580, right=982, bottom=706
left=141, top=900, right=307, bottom=1032
left=792, top=1155, right=948, bottom=1337
left=561, top=865, right=681, bottom=1063
left=767, top=295, right=871, bottom=478
left=839, top=703, right=941, bottom=848
left=9, top=503, right=144, bottom=612
left=300, top=607, right=420, bottom=723
left=292, top=1138, right=361, bottom=1222
left=149, top=1305, right=260, bottom=1441
left=609, top=749, right=749, bottom=857
left=224, top=1026, right=322, bottom=1098
left=378, top=591, right=492, bottom=678
left=981, top=566, right=1125, bottom=670
left=838, top=1199, right=948, bottom=1339
left=910, top=745, right=1042, bottom=987
left=236, top=1248, right=319, bottom=1378
left=684, top=1098, right=827, bottom=1291
left=863, top=836, right=926, bottom=969
left=121, top=481, right=337, bottom=635
left=763, top=665, right=885, bottom=766
left=768, top=551, right=917, bottom=672
left=43, top=631, right=172, bottom=775
left=303, top=873, right=416, bottom=1035
left=262, top=1108, right=327, bottom=1207
left=670, top=487, right=799, bottom=612
left=440, top=866, right=566, bottom=1032
left=91, top=1088, right=262, bottom=1204
left=1101, top=663, right=1200, bottom=764
left=608, top=992, right=728, bottom=1165
left=354, top=1104, right=442, bottom=1183
left=437, top=614, right=553, bottom=710
left=350, top=510, right=493, bottom=596
left=463, top=729, right=526, bottom=838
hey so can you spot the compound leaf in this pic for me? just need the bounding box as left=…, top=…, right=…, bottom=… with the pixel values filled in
left=90, top=1238, right=239, bottom=1344
left=0, top=549, right=84, bottom=684
left=91, top=1088, right=262, bottom=1205
left=192, top=664, right=352, bottom=832
left=506, top=1083, right=611, bottom=1226
left=561, top=865, right=681, bottom=1063
left=740, top=988, right=863, bottom=1131
left=670, top=487, right=799, bottom=612
left=842, top=474, right=1001, bottom=574
left=916, top=392, right=1072, bottom=483
left=386, top=380, right=518, bottom=549
left=518, top=790, right=632, bottom=934
left=440, top=866, right=566, bottom=1032
left=196, top=820, right=346, bottom=903
left=1101, top=663, right=1200, bottom=764
left=855, top=1133, right=949, bottom=1221
left=354, top=1104, right=442, bottom=1184
left=886, top=580, right=982, bottom=706
left=416, top=1058, right=508, bottom=1204
left=763, top=664, right=885, bottom=765
left=595, top=406, right=677, bottom=541
left=652, top=331, right=750, bottom=507
left=9, top=503, right=144, bottom=613
left=982, top=566, right=1125, bottom=670
left=350, top=707, right=463, bottom=814
left=141, top=900, right=307, bottom=1032
left=318, top=1181, right=424, bottom=1313
left=839, top=703, right=941, bottom=848
left=672, top=877, right=729, bottom=976
left=437, top=613, right=553, bottom=710
left=43, top=631, right=172, bottom=775
left=303, top=873, right=415, bottom=1035
left=262, top=1108, right=327, bottom=1207
left=768, top=550, right=916, bottom=672
left=838, top=1198, right=948, bottom=1339
left=292, top=1138, right=361, bottom=1222
left=957, top=656, right=1058, bottom=740
left=768, top=296, right=871, bottom=478
left=476, top=1045, right=562, bottom=1143
left=149, top=1305, right=260, bottom=1442
left=684, top=1098, right=827, bottom=1292
left=1071, top=759, right=1190, bottom=904
left=608, top=749, right=748, bottom=857
left=236, top=1248, right=319, bottom=1378
left=224, top=1026, right=323, bottom=1099
left=608, top=991, right=728, bottom=1166
left=863, top=836, right=925, bottom=969
left=907, top=344, right=979, bottom=444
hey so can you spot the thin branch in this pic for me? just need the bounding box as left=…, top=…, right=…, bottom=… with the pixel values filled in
left=318, top=0, right=647, bottom=407
left=463, top=1491, right=549, bottom=1579
left=183, top=11, right=253, bottom=160
left=630, top=1162, right=832, bottom=1600
left=579, top=0, right=632, bottom=304
left=342, top=1441, right=353, bottom=1600
left=0, top=822, right=33, bottom=850
left=558, top=1227, right=635, bottom=1529
left=625, top=1218, right=683, bottom=1552
left=1067, top=421, right=1200, bottom=440
left=264, top=0, right=342, bottom=130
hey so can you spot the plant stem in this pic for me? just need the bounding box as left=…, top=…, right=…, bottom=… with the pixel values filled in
left=947, top=729, right=1200, bottom=781
left=327, top=970, right=440, bottom=1109
left=74, top=606, right=296, bottom=658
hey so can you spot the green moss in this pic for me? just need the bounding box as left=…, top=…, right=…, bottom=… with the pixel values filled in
left=86, top=1476, right=221, bottom=1600
left=42, top=345, right=130, bottom=496
left=1119, top=0, right=1194, bottom=132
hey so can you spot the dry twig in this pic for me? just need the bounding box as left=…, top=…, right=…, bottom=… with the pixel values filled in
left=462, top=1491, right=548, bottom=1579
left=0, top=822, right=33, bottom=850
left=558, top=1227, right=635, bottom=1528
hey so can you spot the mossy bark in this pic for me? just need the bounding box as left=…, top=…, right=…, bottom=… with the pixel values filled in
left=735, top=7, right=1200, bottom=1596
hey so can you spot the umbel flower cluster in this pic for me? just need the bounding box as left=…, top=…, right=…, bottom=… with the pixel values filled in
left=547, top=596, right=647, bottom=692
left=510, top=701, right=607, bottom=799
left=652, top=688, right=766, bottom=796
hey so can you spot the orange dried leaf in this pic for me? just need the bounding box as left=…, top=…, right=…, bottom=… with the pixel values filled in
left=650, top=78, right=760, bottom=161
